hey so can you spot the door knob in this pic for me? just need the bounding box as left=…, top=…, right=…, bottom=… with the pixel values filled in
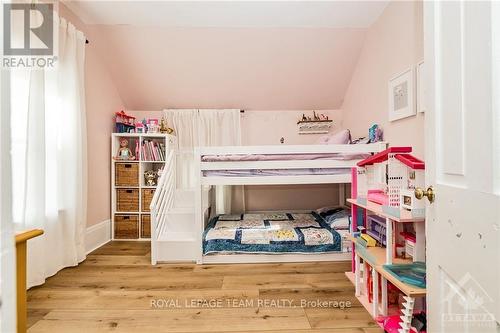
left=414, top=186, right=435, bottom=203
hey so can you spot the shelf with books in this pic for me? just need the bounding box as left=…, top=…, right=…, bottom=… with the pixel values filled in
left=111, top=133, right=175, bottom=241
left=140, top=138, right=166, bottom=162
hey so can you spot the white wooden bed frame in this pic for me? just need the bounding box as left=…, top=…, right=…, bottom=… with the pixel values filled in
left=194, top=142, right=388, bottom=264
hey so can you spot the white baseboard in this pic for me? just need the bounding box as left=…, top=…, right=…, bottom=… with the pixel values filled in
left=85, top=219, right=111, bottom=254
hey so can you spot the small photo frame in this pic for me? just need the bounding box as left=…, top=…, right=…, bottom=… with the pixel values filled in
left=416, top=61, right=425, bottom=113
left=388, top=68, right=415, bottom=121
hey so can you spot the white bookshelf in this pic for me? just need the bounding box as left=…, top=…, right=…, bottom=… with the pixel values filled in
left=111, top=133, right=175, bottom=240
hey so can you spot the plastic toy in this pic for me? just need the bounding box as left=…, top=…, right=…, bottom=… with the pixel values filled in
left=115, top=110, right=136, bottom=133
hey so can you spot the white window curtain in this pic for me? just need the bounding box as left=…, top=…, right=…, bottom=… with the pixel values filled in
left=10, top=17, right=87, bottom=288
left=163, top=109, right=241, bottom=214
left=1, top=69, right=17, bottom=333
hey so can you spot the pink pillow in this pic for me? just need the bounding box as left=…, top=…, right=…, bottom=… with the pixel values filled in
left=317, top=129, right=350, bottom=145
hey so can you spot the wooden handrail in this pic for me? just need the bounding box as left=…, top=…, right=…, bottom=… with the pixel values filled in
left=15, top=229, right=43, bottom=333
left=15, top=229, right=43, bottom=244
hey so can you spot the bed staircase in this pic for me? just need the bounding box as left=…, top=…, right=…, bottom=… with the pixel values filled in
left=150, top=151, right=209, bottom=264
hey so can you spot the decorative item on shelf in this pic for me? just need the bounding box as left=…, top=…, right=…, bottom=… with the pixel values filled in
left=147, top=119, right=159, bottom=133
left=144, top=170, right=157, bottom=186
left=115, top=110, right=136, bottom=133
left=114, top=138, right=135, bottom=160
left=297, top=111, right=333, bottom=135
left=280, top=137, right=285, bottom=144
left=160, top=117, right=174, bottom=134
left=368, top=124, right=383, bottom=143
left=135, top=122, right=145, bottom=133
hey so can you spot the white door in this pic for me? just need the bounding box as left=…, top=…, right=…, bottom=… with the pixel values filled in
left=425, top=1, right=500, bottom=332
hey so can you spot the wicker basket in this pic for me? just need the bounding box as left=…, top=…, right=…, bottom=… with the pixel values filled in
left=116, top=189, right=139, bottom=211
left=115, top=163, right=139, bottom=186
left=141, top=189, right=155, bottom=212
left=141, top=214, right=151, bottom=238
left=114, top=214, right=139, bottom=239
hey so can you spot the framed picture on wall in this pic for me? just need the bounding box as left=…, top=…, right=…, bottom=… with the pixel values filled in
left=416, top=61, right=426, bottom=113
left=388, top=67, right=415, bottom=121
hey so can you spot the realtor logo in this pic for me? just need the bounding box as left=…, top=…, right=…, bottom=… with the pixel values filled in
left=3, top=3, right=53, bottom=56
left=442, top=272, right=496, bottom=328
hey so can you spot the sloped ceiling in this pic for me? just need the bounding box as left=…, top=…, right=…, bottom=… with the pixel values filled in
left=65, top=1, right=388, bottom=110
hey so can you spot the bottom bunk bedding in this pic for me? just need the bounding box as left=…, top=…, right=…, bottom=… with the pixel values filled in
left=203, top=211, right=344, bottom=255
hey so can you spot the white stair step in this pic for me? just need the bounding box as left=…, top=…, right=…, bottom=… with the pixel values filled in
left=168, top=207, right=194, bottom=215
left=157, top=231, right=196, bottom=242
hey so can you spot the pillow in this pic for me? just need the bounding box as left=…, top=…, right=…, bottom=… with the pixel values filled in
left=315, top=206, right=343, bottom=215
left=350, top=137, right=370, bottom=144
left=316, top=129, right=351, bottom=145
left=324, top=209, right=351, bottom=230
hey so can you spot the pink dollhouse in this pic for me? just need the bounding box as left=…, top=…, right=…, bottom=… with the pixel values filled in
left=393, top=154, right=425, bottom=212
left=354, top=147, right=425, bottom=213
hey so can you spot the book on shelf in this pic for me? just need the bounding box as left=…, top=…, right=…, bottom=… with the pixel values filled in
left=141, top=140, right=166, bottom=161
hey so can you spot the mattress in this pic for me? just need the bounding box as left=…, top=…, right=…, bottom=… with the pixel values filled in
left=202, top=152, right=370, bottom=162
left=203, top=212, right=342, bottom=255
left=203, top=168, right=351, bottom=177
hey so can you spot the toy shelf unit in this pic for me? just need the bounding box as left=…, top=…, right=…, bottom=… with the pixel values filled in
left=111, top=133, right=175, bottom=240
left=347, top=146, right=427, bottom=333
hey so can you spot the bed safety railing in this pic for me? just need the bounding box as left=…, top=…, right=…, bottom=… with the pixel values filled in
left=150, top=150, right=176, bottom=264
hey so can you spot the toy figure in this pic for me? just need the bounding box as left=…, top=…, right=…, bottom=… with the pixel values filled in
left=116, top=138, right=135, bottom=160
left=160, top=117, right=174, bottom=134
left=369, top=124, right=383, bottom=143
left=144, top=170, right=157, bottom=186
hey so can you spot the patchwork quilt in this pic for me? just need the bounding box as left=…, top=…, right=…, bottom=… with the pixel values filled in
left=203, top=212, right=342, bottom=254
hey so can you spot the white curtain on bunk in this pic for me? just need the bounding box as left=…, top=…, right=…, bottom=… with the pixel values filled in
left=10, top=18, right=87, bottom=287
left=163, top=109, right=241, bottom=214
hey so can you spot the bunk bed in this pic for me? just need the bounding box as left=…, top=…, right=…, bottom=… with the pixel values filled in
left=194, top=142, right=388, bottom=264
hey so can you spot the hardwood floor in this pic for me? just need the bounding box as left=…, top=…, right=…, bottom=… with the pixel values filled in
left=28, top=241, right=381, bottom=333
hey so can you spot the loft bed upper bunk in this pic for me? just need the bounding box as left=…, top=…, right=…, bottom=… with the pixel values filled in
left=196, top=142, right=388, bottom=186
left=191, top=142, right=388, bottom=264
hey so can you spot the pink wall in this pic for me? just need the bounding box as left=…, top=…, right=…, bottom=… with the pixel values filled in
left=86, top=26, right=366, bottom=110
left=241, top=110, right=342, bottom=145
left=341, top=0, right=424, bottom=158
left=59, top=4, right=125, bottom=227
